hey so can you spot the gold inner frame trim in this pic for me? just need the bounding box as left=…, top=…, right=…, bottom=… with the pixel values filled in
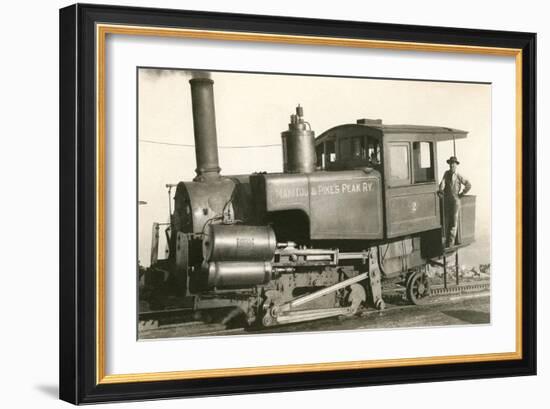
left=95, top=23, right=523, bottom=385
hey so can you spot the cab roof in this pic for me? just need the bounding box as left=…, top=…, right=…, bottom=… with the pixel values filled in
left=316, top=121, right=468, bottom=144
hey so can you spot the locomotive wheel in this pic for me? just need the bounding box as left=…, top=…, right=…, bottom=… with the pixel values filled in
left=345, top=284, right=367, bottom=315
left=406, top=271, right=431, bottom=305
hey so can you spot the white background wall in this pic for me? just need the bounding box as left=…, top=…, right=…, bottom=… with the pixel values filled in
left=0, top=0, right=546, bottom=407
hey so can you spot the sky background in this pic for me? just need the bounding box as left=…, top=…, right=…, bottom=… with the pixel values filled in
left=138, top=69, right=491, bottom=268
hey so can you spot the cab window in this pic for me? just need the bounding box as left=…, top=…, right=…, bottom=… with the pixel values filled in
left=339, top=136, right=364, bottom=160
left=316, top=140, right=336, bottom=169
left=326, top=140, right=336, bottom=163
left=412, top=141, right=435, bottom=183
left=367, top=140, right=381, bottom=165
left=388, top=143, right=410, bottom=185
left=315, top=144, right=324, bottom=168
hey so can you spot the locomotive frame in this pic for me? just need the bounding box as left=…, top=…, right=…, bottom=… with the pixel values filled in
left=59, top=4, right=536, bottom=405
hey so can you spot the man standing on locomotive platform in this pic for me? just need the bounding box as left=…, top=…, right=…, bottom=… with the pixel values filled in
left=439, top=156, right=472, bottom=247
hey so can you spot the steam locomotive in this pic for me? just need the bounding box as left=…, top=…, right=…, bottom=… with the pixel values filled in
left=143, top=77, right=476, bottom=327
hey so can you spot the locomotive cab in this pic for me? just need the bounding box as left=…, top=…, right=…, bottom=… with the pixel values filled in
left=315, top=120, right=475, bottom=248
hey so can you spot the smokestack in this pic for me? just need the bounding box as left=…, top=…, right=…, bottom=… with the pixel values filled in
left=189, top=78, right=221, bottom=181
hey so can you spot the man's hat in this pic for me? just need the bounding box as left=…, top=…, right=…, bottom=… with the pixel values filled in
left=446, top=156, right=460, bottom=165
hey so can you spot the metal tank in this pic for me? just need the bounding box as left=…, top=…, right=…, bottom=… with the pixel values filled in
left=281, top=105, right=316, bottom=173
left=203, top=261, right=272, bottom=289
left=201, top=224, right=276, bottom=289
left=203, top=224, right=276, bottom=262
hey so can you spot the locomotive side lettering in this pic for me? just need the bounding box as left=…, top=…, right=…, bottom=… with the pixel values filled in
left=314, top=183, right=339, bottom=195
left=272, top=180, right=376, bottom=200
left=273, top=186, right=309, bottom=200
left=310, top=175, right=383, bottom=239
left=314, top=181, right=374, bottom=196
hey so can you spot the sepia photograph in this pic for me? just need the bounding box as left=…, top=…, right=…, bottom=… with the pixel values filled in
left=56, top=3, right=537, bottom=404
left=137, top=68, right=492, bottom=339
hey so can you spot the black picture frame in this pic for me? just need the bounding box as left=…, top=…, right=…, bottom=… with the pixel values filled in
left=59, top=3, right=536, bottom=404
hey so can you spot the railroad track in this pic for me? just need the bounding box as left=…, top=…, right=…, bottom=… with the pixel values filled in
left=430, top=280, right=491, bottom=295
left=139, top=280, right=490, bottom=337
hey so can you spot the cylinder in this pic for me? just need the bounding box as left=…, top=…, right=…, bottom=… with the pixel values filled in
left=189, top=78, right=221, bottom=181
left=204, top=261, right=272, bottom=288
left=203, top=224, right=277, bottom=262
left=281, top=106, right=316, bottom=173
